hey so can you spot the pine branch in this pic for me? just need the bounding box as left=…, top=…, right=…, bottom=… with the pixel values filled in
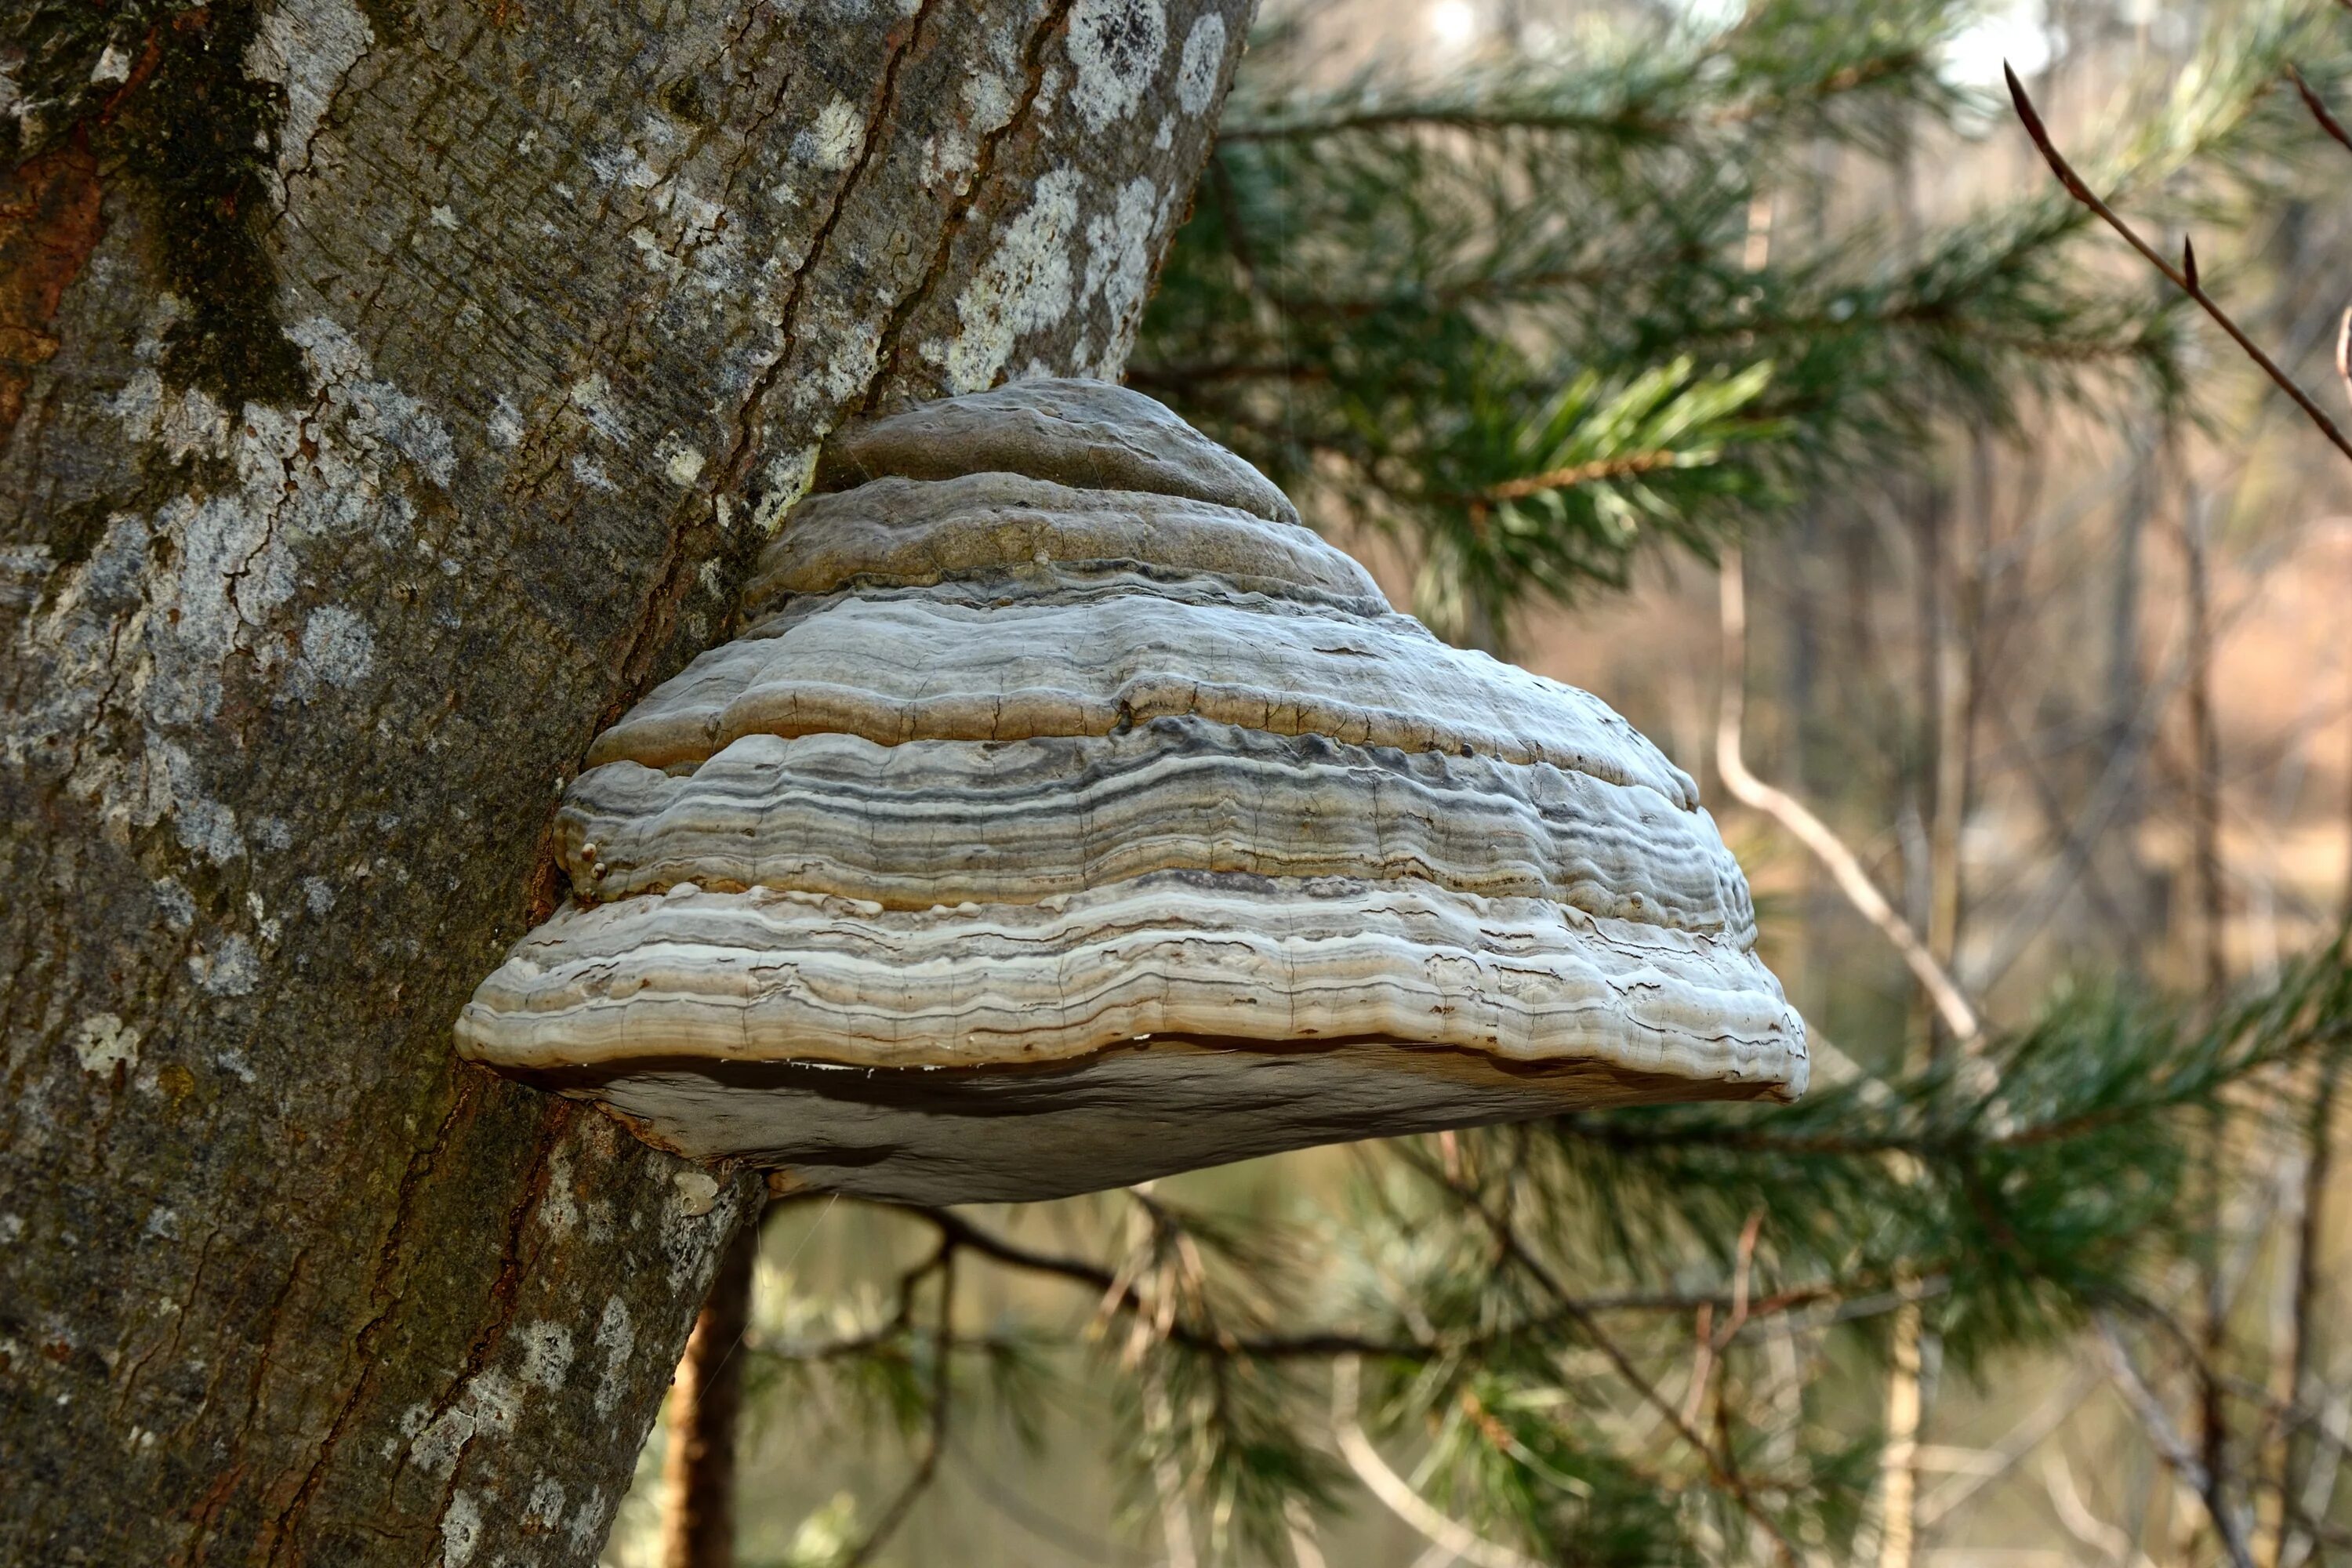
left=1496, top=1217, right=1802, bottom=1564
left=1331, top=1356, right=1547, bottom=1568
left=1476, top=447, right=1691, bottom=501
left=837, top=1251, right=956, bottom=1568
left=901, top=1203, right=1898, bottom=1363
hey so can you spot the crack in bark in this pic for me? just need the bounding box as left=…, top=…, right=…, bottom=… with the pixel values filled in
left=275, top=38, right=384, bottom=224
left=223, top=387, right=333, bottom=641
left=177, top=1462, right=251, bottom=1568
left=57, top=596, right=139, bottom=800
left=112, top=1222, right=222, bottom=1425
left=409, top=1099, right=568, bottom=1436
left=183, top=1245, right=312, bottom=1568
left=260, top=1073, right=484, bottom=1562
left=656, top=38, right=797, bottom=278
left=586, top=0, right=939, bottom=745
left=501, top=424, right=576, bottom=508
left=699, top=24, right=798, bottom=239
left=859, top=0, right=1076, bottom=415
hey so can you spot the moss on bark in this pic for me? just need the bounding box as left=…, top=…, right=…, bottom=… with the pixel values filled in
left=5, top=0, right=306, bottom=408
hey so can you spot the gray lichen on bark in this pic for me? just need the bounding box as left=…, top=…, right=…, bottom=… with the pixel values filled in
left=0, top=0, right=1251, bottom=1560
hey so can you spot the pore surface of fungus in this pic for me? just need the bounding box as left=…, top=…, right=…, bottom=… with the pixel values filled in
left=457, top=379, right=1805, bottom=1203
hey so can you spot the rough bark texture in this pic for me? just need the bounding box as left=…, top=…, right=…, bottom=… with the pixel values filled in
left=0, top=0, right=1250, bottom=1561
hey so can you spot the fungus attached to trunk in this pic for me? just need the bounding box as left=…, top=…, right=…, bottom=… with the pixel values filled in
left=456, top=380, right=1805, bottom=1203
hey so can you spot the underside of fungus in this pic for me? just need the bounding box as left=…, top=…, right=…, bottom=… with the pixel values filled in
left=457, top=379, right=1806, bottom=1203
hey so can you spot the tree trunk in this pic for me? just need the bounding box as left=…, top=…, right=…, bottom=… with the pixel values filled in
left=0, top=1, right=1250, bottom=1562
left=659, top=1208, right=763, bottom=1568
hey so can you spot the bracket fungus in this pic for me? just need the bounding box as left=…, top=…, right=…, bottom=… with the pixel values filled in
left=457, top=379, right=1805, bottom=1203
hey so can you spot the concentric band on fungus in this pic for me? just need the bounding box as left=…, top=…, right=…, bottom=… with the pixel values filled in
left=456, top=873, right=1805, bottom=1093
left=585, top=582, right=1701, bottom=807
left=811, top=377, right=1301, bottom=526
left=747, top=472, right=1374, bottom=612
left=558, top=718, right=1753, bottom=936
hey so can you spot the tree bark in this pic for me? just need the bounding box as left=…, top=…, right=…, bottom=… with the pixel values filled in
left=0, top=1, right=1250, bottom=1562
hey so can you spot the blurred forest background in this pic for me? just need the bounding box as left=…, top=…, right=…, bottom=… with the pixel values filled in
left=603, top=1, right=2352, bottom=1563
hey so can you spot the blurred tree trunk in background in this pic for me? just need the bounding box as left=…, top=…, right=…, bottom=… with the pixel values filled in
left=661, top=1209, right=764, bottom=1568
left=0, top=1, right=1249, bottom=1562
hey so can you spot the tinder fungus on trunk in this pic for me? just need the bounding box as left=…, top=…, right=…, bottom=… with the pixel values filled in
left=456, top=379, right=1806, bottom=1203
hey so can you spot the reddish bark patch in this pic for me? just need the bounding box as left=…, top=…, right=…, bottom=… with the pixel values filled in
left=0, top=133, right=106, bottom=450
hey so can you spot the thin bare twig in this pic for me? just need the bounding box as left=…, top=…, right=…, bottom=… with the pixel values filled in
left=2285, top=1392, right=2352, bottom=1568
left=1915, top=1369, right=2100, bottom=1529
left=1971, top=521, right=2321, bottom=992
left=1330, top=1356, right=1546, bottom=1568
left=2287, top=66, right=2352, bottom=159
left=2337, top=307, right=2352, bottom=422
left=1283, top=1497, right=1330, bottom=1568
left=2004, top=64, right=2352, bottom=465
left=1718, top=549, right=1984, bottom=1044
left=2042, top=1450, right=2158, bottom=1568
left=2093, top=1314, right=2257, bottom=1568
left=1680, top=1210, right=1763, bottom=1426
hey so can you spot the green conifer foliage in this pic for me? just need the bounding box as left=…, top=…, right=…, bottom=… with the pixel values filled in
left=1134, top=2, right=2338, bottom=645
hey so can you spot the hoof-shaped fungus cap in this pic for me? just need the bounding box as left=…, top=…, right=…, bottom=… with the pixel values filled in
left=457, top=379, right=1805, bottom=1203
